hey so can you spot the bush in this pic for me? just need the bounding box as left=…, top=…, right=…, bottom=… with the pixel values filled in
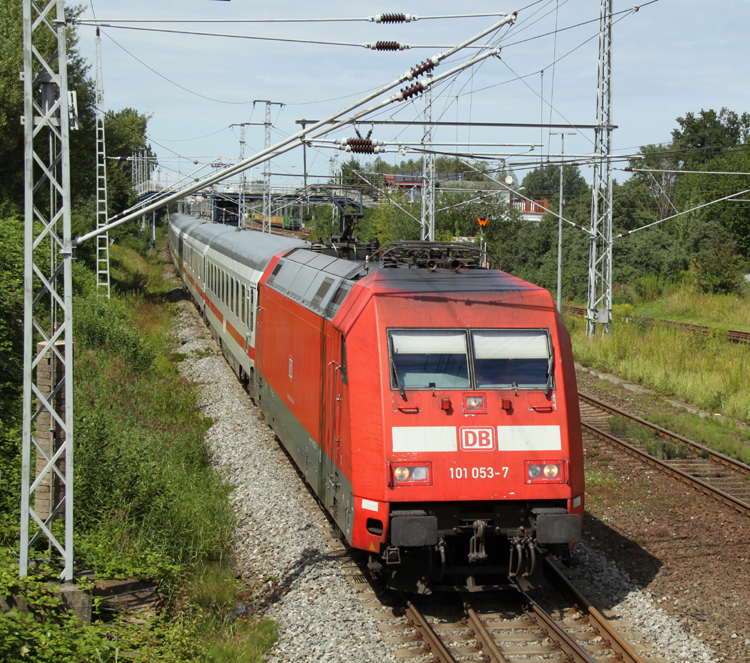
left=74, top=292, right=155, bottom=369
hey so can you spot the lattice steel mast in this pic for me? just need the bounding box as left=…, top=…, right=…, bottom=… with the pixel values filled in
left=20, top=0, right=76, bottom=581
left=587, top=0, right=614, bottom=336
left=254, top=100, right=284, bottom=233
left=94, top=28, right=110, bottom=297
left=420, top=73, right=436, bottom=241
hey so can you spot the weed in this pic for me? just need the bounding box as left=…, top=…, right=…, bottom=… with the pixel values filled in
left=647, top=411, right=750, bottom=466
left=608, top=416, right=630, bottom=437
left=644, top=439, right=689, bottom=460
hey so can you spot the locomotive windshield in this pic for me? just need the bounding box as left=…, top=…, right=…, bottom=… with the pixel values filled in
left=388, top=328, right=552, bottom=391
left=389, top=330, right=470, bottom=389
left=471, top=329, right=550, bottom=389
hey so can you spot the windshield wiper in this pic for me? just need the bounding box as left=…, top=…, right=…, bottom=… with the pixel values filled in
left=389, top=338, right=406, bottom=401
left=544, top=346, right=554, bottom=397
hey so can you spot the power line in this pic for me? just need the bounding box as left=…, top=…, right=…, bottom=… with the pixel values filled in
left=75, top=12, right=515, bottom=25
left=100, top=30, right=257, bottom=105
left=84, top=23, right=497, bottom=50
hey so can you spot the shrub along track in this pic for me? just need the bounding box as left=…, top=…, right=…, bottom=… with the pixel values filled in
left=579, top=392, right=750, bottom=517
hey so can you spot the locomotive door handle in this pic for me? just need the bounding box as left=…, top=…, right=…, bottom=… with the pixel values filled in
left=332, top=365, right=342, bottom=463
left=326, top=361, right=336, bottom=457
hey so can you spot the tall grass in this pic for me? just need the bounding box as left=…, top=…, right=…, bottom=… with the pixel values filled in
left=568, top=315, right=750, bottom=421
left=635, top=288, right=750, bottom=331
left=73, top=294, right=233, bottom=581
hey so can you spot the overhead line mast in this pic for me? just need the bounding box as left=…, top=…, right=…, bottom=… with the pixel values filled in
left=253, top=100, right=285, bottom=233
left=20, top=0, right=76, bottom=581
left=587, top=0, right=614, bottom=336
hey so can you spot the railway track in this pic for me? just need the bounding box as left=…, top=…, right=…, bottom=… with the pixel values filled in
left=563, top=305, right=750, bottom=345
left=386, top=570, right=653, bottom=663
left=579, top=391, right=750, bottom=517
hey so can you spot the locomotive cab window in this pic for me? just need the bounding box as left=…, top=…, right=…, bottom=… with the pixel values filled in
left=389, top=330, right=470, bottom=390
left=471, top=329, right=552, bottom=390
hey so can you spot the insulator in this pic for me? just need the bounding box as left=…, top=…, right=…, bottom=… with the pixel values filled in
left=346, top=137, right=375, bottom=154
left=374, top=41, right=401, bottom=51
left=378, top=13, right=406, bottom=23
left=398, top=81, right=425, bottom=101
left=411, top=58, right=437, bottom=79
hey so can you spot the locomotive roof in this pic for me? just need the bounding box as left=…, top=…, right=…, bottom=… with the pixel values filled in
left=358, top=264, right=543, bottom=294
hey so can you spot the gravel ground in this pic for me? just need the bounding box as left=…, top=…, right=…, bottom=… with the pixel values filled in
left=170, top=296, right=394, bottom=663
left=576, top=367, right=750, bottom=663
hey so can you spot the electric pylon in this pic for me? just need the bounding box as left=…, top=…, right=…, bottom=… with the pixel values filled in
left=587, top=0, right=614, bottom=336
left=20, top=0, right=76, bottom=581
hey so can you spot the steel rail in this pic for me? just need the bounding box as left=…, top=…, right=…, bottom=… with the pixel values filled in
left=582, top=421, right=750, bottom=517
left=463, top=600, right=509, bottom=663
left=517, top=592, right=599, bottom=663
left=544, top=557, right=646, bottom=663
left=400, top=594, right=457, bottom=662
left=579, top=391, right=750, bottom=476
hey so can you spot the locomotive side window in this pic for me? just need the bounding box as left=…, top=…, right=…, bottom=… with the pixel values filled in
left=389, top=330, right=470, bottom=390
left=312, top=278, right=334, bottom=307
left=471, top=329, right=551, bottom=390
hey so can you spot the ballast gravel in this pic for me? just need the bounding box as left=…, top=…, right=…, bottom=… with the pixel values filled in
left=573, top=541, right=716, bottom=662
left=167, top=277, right=717, bottom=663
left=170, top=298, right=394, bottom=663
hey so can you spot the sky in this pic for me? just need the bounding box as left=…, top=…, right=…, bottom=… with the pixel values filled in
left=75, top=0, right=750, bottom=192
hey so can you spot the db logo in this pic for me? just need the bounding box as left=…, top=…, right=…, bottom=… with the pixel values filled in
left=459, top=427, right=495, bottom=451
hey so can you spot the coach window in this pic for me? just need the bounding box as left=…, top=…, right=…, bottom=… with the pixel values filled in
left=389, top=330, right=470, bottom=390
left=241, top=285, right=246, bottom=324
left=470, top=329, right=551, bottom=390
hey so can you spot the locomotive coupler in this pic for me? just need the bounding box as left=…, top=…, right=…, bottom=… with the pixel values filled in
left=468, top=520, right=488, bottom=563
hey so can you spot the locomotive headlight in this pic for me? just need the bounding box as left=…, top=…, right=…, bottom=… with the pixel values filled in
left=525, top=460, right=566, bottom=484
left=391, top=463, right=432, bottom=486
left=410, top=466, right=429, bottom=481
left=466, top=396, right=484, bottom=411
left=543, top=464, right=560, bottom=478
left=394, top=466, right=410, bottom=482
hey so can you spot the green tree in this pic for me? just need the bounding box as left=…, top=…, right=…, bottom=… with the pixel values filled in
left=521, top=164, right=589, bottom=201
left=102, top=108, right=152, bottom=215
left=672, top=107, right=750, bottom=169
left=0, top=0, right=96, bottom=207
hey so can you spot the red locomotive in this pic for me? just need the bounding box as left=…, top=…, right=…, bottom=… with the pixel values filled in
left=169, top=213, right=584, bottom=592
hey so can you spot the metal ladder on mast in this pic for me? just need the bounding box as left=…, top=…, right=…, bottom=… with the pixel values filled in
left=95, top=28, right=110, bottom=298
